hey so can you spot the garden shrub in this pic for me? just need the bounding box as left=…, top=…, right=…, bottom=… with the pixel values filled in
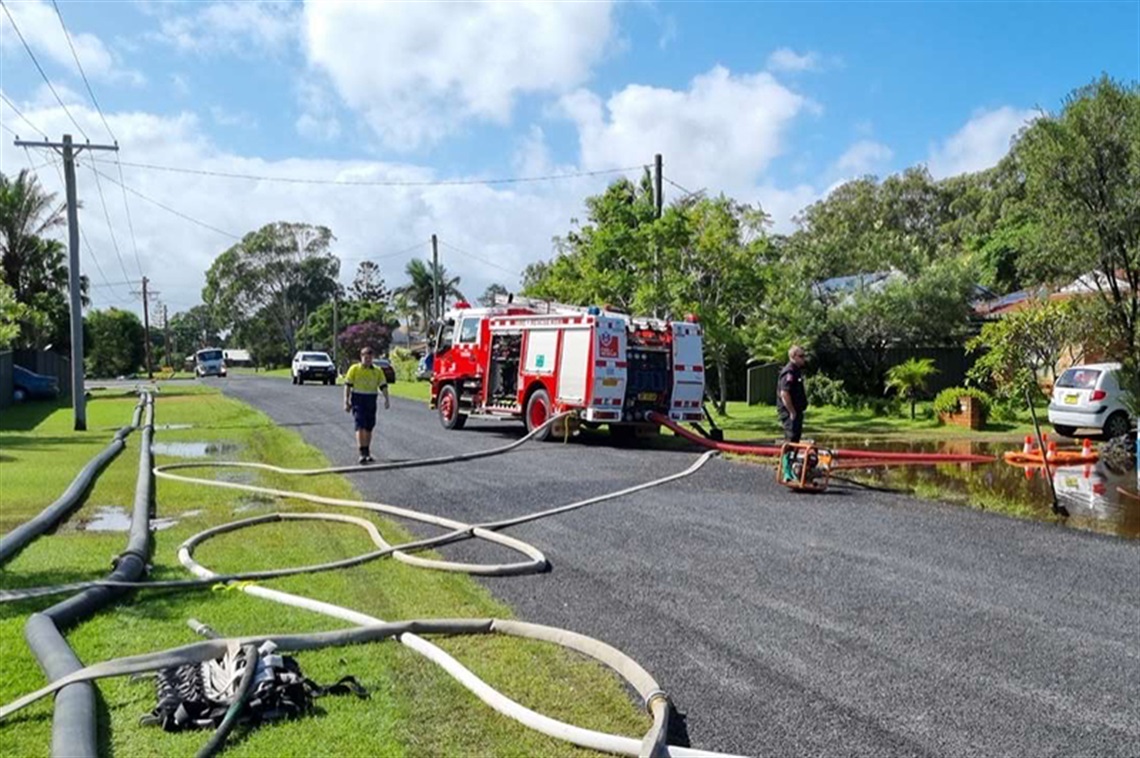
left=933, top=386, right=993, bottom=424
left=807, top=373, right=852, bottom=408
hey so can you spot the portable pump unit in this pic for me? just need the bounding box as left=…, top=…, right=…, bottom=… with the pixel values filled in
left=778, top=442, right=832, bottom=492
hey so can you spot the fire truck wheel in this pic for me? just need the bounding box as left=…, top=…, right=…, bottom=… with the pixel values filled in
left=525, top=388, right=552, bottom=441
left=438, top=385, right=467, bottom=430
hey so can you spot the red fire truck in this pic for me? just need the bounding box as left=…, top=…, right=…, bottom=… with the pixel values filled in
left=428, top=296, right=706, bottom=440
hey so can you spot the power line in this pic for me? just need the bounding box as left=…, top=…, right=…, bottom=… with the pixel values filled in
left=50, top=0, right=113, bottom=142
left=437, top=239, right=519, bottom=277
left=84, top=161, right=241, bottom=240
left=46, top=154, right=128, bottom=301
left=0, top=92, right=49, bottom=139
left=82, top=162, right=135, bottom=283
left=663, top=175, right=701, bottom=198
left=88, top=157, right=646, bottom=188
left=340, top=240, right=430, bottom=265
left=0, top=0, right=88, bottom=140
left=49, top=0, right=145, bottom=278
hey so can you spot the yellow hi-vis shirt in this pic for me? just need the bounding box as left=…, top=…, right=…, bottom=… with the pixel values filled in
left=344, top=363, right=387, bottom=394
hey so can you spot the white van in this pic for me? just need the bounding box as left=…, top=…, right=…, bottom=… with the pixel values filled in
left=195, top=348, right=227, bottom=378
left=1048, top=362, right=1133, bottom=439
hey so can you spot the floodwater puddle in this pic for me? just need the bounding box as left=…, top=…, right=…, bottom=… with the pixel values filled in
left=79, top=507, right=205, bottom=532
left=234, top=494, right=275, bottom=513
left=151, top=441, right=239, bottom=458
left=830, top=438, right=1140, bottom=539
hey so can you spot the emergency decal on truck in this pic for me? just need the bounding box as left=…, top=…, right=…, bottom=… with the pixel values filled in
left=599, top=332, right=619, bottom=358
left=536, top=355, right=545, bottom=368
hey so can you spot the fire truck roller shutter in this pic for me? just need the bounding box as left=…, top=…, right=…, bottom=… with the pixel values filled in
left=557, top=329, right=591, bottom=404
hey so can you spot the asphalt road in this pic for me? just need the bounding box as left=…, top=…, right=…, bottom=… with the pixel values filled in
left=218, top=375, right=1140, bottom=757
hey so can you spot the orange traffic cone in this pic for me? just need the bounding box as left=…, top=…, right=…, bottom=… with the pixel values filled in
left=1081, top=438, right=1093, bottom=458
left=1046, top=441, right=1057, bottom=462
left=1023, top=435, right=1034, bottom=454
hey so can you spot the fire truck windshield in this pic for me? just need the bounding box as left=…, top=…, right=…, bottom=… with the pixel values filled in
left=458, top=319, right=479, bottom=343
left=433, top=319, right=455, bottom=353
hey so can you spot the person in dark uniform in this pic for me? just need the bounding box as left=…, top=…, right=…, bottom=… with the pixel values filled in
left=777, top=345, right=808, bottom=442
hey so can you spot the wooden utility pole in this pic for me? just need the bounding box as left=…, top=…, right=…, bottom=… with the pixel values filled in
left=141, top=277, right=153, bottom=379
left=653, top=153, right=664, bottom=318
left=162, top=304, right=172, bottom=369
left=14, top=134, right=119, bottom=430
left=332, top=292, right=339, bottom=368
left=431, top=233, right=440, bottom=324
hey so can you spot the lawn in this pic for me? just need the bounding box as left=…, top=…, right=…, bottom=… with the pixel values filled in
left=709, top=400, right=1040, bottom=444
left=0, top=387, right=649, bottom=757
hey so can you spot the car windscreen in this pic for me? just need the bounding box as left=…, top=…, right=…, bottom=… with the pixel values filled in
left=197, top=350, right=223, bottom=362
left=301, top=353, right=330, bottom=362
left=1056, top=368, right=1101, bottom=389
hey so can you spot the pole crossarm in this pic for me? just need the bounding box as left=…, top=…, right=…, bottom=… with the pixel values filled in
left=13, top=139, right=118, bottom=156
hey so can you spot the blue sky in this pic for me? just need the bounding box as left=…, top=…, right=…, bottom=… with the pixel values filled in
left=0, top=0, right=1137, bottom=313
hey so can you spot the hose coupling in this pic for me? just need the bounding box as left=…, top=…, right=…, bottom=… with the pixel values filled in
left=643, top=688, right=669, bottom=713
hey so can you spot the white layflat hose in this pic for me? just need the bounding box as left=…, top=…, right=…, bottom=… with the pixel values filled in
left=3, top=410, right=745, bottom=757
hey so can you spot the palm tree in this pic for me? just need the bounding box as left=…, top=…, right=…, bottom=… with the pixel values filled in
left=0, top=169, right=66, bottom=300
left=395, top=258, right=464, bottom=328
left=885, top=358, right=939, bottom=420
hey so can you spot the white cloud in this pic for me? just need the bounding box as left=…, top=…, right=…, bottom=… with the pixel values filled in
left=301, top=0, right=616, bottom=150
left=0, top=0, right=142, bottom=84
left=0, top=93, right=645, bottom=317
left=766, top=48, right=820, bottom=73
left=294, top=77, right=341, bottom=142
left=927, top=106, right=1037, bottom=179
left=834, top=139, right=893, bottom=176
left=561, top=65, right=813, bottom=195
left=209, top=106, right=258, bottom=130
left=155, top=0, right=299, bottom=55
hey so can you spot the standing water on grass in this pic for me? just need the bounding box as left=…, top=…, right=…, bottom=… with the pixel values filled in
left=835, top=440, right=1140, bottom=539
left=151, top=441, right=239, bottom=458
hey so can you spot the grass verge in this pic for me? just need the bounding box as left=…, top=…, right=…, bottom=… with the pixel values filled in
left=711, top=401, right=1038, bottom=443
left=0, top=387, right=649, bottom=756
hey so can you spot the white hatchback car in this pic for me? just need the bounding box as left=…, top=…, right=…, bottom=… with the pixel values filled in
left=1048, top=362, right=1134, bottom=439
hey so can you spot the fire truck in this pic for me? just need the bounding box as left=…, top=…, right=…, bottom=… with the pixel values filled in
left=428, top=295, right=706, bottom=440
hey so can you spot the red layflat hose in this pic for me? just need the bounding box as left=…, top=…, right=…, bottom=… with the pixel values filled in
left=649, top=413, right=996, bottom=465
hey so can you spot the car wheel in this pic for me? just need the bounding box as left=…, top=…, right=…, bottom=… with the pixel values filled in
left=297, top=376, right=304, bottom=385
left=1052, top=424, right=1077, bottom=438
left=438, top=385, right=467, bottom=430
left=291, top=374, right=297, bottom=385
left=1102, top=411, right=1132, bottom=440
left=524, top=388, right=552, bottom=441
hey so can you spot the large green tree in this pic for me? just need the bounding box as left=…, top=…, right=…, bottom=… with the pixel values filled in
left=0, top=277, right=25, bottom=348
left=0, top=171, right=85, bottom=348
left=652, top=195, right=771, bottom=411
left=203, top=222, right=340, bottom=357
left=350, top=260, right=391, bottom=305
left=1013, top=75, right=1140, bottom=402
left=967, top=297, right=1101, bottom=401
left=86, top=307, right=145, bottom=378
left=527, top=174, right=658, bottom=312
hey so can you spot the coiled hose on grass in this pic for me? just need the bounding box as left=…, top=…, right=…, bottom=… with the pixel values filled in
left=3, top=408, right=744, bottom=757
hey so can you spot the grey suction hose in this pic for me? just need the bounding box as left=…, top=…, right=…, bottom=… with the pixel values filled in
left=0, top=395, right=145, bottom=566
left=21, top=393, right=155, bottom=758
left=2, top=406, right=737, bottom=757
left=1, top=620, right=735, bottom=758
left=0, top=431, right=717, bottom=602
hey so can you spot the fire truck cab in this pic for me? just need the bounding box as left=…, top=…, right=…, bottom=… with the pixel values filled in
left=428, top=296, right=705, bottom=440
